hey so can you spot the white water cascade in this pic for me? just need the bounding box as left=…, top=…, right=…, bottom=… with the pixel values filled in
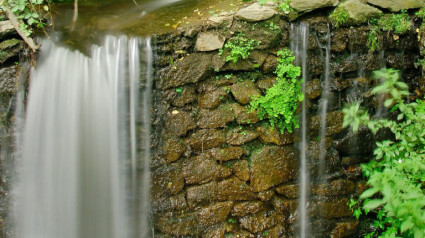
left=12, top=36, right=153, bottom=238
left=291, top=22, right=310, bottom=238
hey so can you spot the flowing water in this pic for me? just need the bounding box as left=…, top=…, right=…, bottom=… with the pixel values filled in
left=291, top=22, right=310, bottom=238
left=12, top=36, right=153, bottom=238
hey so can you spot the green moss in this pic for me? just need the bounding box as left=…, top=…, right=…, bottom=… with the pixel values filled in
left=0, top=39, right=21, bottom=50
left=330, top=7, right=350, bottom=28
left=377, top=10, right=411, bottom=34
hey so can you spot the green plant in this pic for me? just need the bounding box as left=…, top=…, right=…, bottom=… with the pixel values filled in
left=329, top=7, right=349, bottom=28
left=367, top=25, right=381, bottom=52
left=377, top=10, right=411, bottom=34
left=250, top=48, right=304, bottom=134
left=219, top=33, right=259, bottom=63
left=258, top=0, right=293, bottom=13
left=343, top=68, right=425, bottom=237
left=1, top=0, right=51, bottom=36
left=175, top=87, right=183, bottom=94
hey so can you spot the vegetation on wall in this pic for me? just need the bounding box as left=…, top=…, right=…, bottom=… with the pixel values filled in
left=250, top=48, right=304, bottom=134
left=329, top=7, right=349, bottom=28
left=219, top=33, right=259, bottom=63
left=344, top=68, right=425, bottom=237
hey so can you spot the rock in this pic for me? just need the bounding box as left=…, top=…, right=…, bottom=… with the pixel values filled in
left=271, top=196, right=298, bottom=215
left=198, top=77, right=235, bottom=93
left=230, top=229, right=254, bottom=237
left=239, top=210, right=284, bottom=233
left=233, top=160, right=250, bottom=181
left=0, top=20, right=16, bottom=40
left=231, top=104, right=260, bottom=125
left=221, top=51, right=268, bottom=71
left=172, top=85, right=197, bottom=107
left=197, top=107, right=235, bottom=129
left=207, top=12, right=234, bottom=28
left=336, top=127, right=375, bottom=156
left=231, top=201, right=264, bottom=217
left=209, top=146, right=245, bottom=161
left=152, top=164, right=185, bottom=197
left=0, top=38, right=23, bottom=64
left=312, top=179, right=356, bottom=196
left=313, top=199, right=352, bottom=218
left=158, top=53, right=213, bottom=89
left=256, top=190, right=275, bottom=202
left=230, top=80, right=261, bottom=105
left=202, top=222, right=234, bottom=238
left=330, top=220, right=359, bottom=238
left=250, top=146, right=297, bottom=192
left=366, top=0, right=424, bottom=12
left=256, top=78, right=277, bottom=91
left=155, top=201, right=233, bottom=236
left=195, top=32, right=226, bottom=52
left=307, top=137, right=333, bottom=160
left=188, top=129, right=226, bottom=151
left=257, top=125, right=294, bottom=146
left=340, top=0, right=382, bottom=24
left=262, top=55, right=278, bottom=74
left=230, top=20, right=283, bottom=50
left=308, top=111, right=344, bottom=136
left=306, top=79, right=322, bottom=99
left=186, top=177, right=255, bottom=208
left=263, top=224, right=286, bottom=237
left=290, top=0, right=339, bottom=13
left=162, top=137, right=186, bottom=163
left=183, top=154, right=232, bottom=184
left=0, top=66, right=17, bottom=100
left=165, top=111, right=196, bottom=137
left=198, top=86, right=229, bottom=109
left=226, top=127, right=259, bottom=146
left=152, top=192, right=187, bottom=213
left=235, top=3, right=277, bottom=22
left=275, top=184, right=299, bottom=199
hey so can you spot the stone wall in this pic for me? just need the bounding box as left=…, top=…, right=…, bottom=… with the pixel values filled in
left=150, top=3, right=423, bottom=238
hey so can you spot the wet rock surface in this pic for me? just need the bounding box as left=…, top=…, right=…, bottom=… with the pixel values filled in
left=291, top=0, right=339, bottom=13
left=230, top=80, right=261, bottom=105
left=195, top=32, right=226, bottom=52
left=235, top=3, right=277, bottom=22
left=366, top=0, right=424, bottom=12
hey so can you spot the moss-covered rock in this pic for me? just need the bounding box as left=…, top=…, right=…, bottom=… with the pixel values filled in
left=182, top=154, right=232, bottom=184
left=366, top=0, right=425, bottom=12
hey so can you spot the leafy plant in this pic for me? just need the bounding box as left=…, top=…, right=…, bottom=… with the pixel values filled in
left=367, top=25, right=381, bottom=52
left=343, top=68, right=425, bottom=237
left=250, top=48, right=304, bottom=134
left=258, top=0, right=293, bottom=13
left=329, top=7, right=349, bottom=28
left=1, top=0, right=52, bottom=36
left=377, top=10, right=411, bottom=34
left=219, top=33, right=259, bottom=63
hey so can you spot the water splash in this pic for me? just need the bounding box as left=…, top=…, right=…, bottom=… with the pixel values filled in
left=12, top=36, right=152, bottom=238
left=291, top=22, right=310, bottom=238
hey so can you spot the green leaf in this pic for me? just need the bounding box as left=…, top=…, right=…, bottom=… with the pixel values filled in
left=363, top=199, right=385, bottom=210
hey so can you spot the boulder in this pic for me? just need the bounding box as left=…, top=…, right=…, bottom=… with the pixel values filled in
left=305, top=79, right=322, bottom=99
left=340, top=0, right=382, bottom=24
left=195, top=32, right=226, bottom=52
left=233, top=160, right=250, bottom=181
left=308, top=111, right=344, bottom=136
left=158, top=53, right=213, bottom=89
left=239, top=210, right=284, bottom=233
left=0, top=66, right=17, bottom=100
left=0, top=20, right=16, bottom=40
left=186, top=177, right=256, bottom=208
left=152, top=192, right=187, bottom=213
left=230, top=80, right=261, bottom=105
left=275, top=184, right=299, bottom=199
left=250, top=146, right=297, bottom=192
left=165, top=111, right=196, bottom=137
left=162, top=137, right=186, bottom=163
left=226, top=127, right=259, bottom=146
left=198, top=86, right=229, bottom=109
left=0, top=38, right=23, bottom=64
left=313, top=199, right=352, bottom=218
left=256, top=77, right=277, bottom=91
left=290, top=0, right=339, bottom=13
left=271, top=196, right=298, bottom=215
left=209, top=146, right=245, bottom=161
left=197, top=107, right=235, bottom=129
left=256, top=190, right=275, bottom=202
left=330, top=221, right=359, bottom=238
left=182, top=154, right=232, bottom=184
left=231, top=201, right=264, bottom=217
left=231, top=103, right=260, bottom=124
left=187, top=129, right=226, bottom=151
left=152, top=164, right=185, bottom=197
left=202, top=222, right=234, bottom=238
left=257, top=125, right=294, bottom=146
left=171, top=85, right=197, bottom=107
left=312, top=179, right=356, bottom=196
left=207, top=12, right=234, bottom=28
left=366, top=0, right=425, bottom=12
left=235, top=3, right=277, bottom=22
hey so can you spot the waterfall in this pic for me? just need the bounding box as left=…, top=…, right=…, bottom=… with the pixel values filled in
left=291, top=22, right=310, bottom=238
left=12, top=36, right=153, bottom=238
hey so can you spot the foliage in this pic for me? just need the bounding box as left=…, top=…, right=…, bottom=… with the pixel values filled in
left=250, top=48, right=304, bottom=134
left=1, top=0, right=51, bottom=36
left=343, top=68, right=425, bottom=237
left=415, top=8, right=425, bottom=19
left=219, top=33, right=259, bottom=63
left=377, top=10, right=411, bottom=34
left=367, top=25, right=381, bottom=52
left=329, top=7, right=349, bottom=28
left=258, top=0, right=293, bottom=13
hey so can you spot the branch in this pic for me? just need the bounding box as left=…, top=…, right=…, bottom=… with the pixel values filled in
left=2, top=2, right=39, bottom=52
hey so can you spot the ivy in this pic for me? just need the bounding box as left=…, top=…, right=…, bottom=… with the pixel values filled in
left=219, top=33, right=259, bottom=63
left=250, top=48, right=304, bottom=134
left=343, top=68, right=425, bottom=237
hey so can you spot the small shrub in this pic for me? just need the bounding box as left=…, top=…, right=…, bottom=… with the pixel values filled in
left=250, top=49, right=304, bottom=134
left=219, top=33, right=259, bottom=63
left=343, top=68, right=425, bottom=237
left=329, top=7, right=350, bottom=28
left=377, top=10, right=411, bottom=34
left=367, top=25, right=381, bottom=52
